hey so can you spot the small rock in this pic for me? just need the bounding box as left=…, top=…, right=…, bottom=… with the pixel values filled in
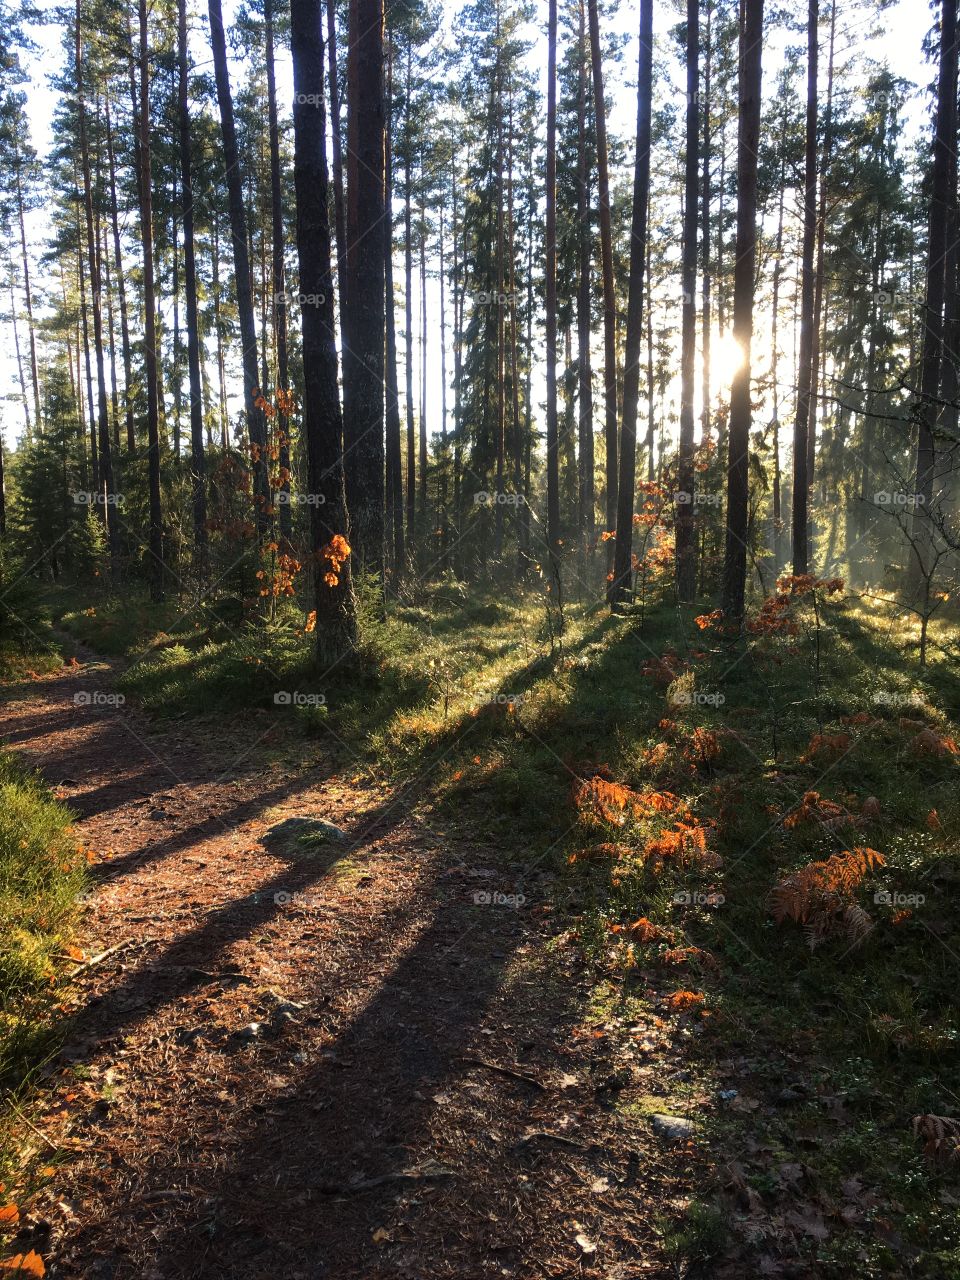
left=651, top=1113, right=695, bottom=1141
left=235, top=1022, right=263, bottom=1043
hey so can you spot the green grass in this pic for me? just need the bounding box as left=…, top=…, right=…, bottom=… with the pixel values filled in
left=0, top=751, right=85, bottom=1184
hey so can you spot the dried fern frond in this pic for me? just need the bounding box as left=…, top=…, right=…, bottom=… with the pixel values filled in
left=912, top=1114, right=960, bottom=1164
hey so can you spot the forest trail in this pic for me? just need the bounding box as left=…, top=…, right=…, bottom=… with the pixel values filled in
left=0, top=653, right=697, bottom=1280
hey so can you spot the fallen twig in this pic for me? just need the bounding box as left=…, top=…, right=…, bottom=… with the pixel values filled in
left=460, top=1055, right=548, bottom=1091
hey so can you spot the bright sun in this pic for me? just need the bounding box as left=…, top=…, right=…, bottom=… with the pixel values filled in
left=712, top=332, right=745, bottom=389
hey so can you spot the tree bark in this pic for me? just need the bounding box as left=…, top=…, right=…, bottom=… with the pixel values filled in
left=342, top=0, right=386, bottom=577
left=912, top=0, right=958, bottom=587
left=791, top=0, right=818, bottom=576
left=676, top=0, right=699, bottom=602
left=208, top=0, right=270, bottom=536
left=610, top=0, right=653, bottom=608
left=138, top=0, right=164, bottom=600
left=178, top=0, right=207, bottom=575
left=265, top=0, right=291, bottom=538
left=290, top=0, right=357, bottom=662
left=576, top=0, right=595, bottom=544
left=720, top=0, right=763, bottom=620
left=587, top=0, right=618, bottom=557
left=545, top=0, right=561, bottom=563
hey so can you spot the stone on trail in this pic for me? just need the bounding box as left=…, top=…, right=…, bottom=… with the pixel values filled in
left=651, top=1113, right=695, bottom=1141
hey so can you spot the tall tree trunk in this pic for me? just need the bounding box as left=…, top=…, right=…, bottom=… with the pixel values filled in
left=77, top=0, right=118, bottom=555
left=212, top=210, right=228, bottom=450
left=610, top=0, right=653, bottom=608
left=420, top=183, right=429, bottom=530
left=326, top=0, right=348, bottom=315
left=676, top=0, right=699, bottom=602
left=770, top=130, right=787, bottom=570
left=791, top=0, right=818, bottom=576
left=545, top=0, right=561, bottom=564
left=13, top=145, right=42, bottom=432
left=104, top=99, right=135, bottom=454
left=700, top=0, right=712, bottom=442
left=342, top=0, right=386, bottom=577
left=384, top=37, right=405, bottom=574
left=138, top=0, right=164, bottom=600
left=576, top=0, right=595, bottom=545
left=178, top=0, right=207, bottom=575
left=265, top=0, right=291, bottom=538
left=290, top=0, right=357, bottom=662
left=10, top=281, right=30, bottom=436
left=587, top=0, right=618, bottom=558
left=404, top=61, right=416, bottom=549
left=208, top=0, right=270, bottom=536
left=77, top=196, right=98, bottom=494
left=912, top=0, right=958, bottom=588
left=720, top=0, right=764, bottom=620
left=806, top=0, right=835, bottom=528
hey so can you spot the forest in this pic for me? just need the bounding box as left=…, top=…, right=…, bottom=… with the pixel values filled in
left=0, top=0, right=958, bottom=1273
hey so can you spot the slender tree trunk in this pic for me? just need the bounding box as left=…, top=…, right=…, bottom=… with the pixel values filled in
left=178, top=0, right=207, bottom=575
left=290, top=0, right=357, bottom=662
left=13, top=149, right=42, bottom=431
left=208, top=0, right=270, bottom=535
left=791, top=0, right=818, bottom=576
left=912, top=0, right=958, bottom=587
left=104, top=99, right=135, bottom=454
left=212, top=211, right=228, bottom=450
left=10, top=281, right=30, bottom=436
left=384, top=37, right=405, bottom=574
left=700, top=0, right=712, bottom=442
left=545, top=0, right=561, bottom=564
left=265, top=0, right=291, bottom=539
left=404, top=60, right=416, bottom=549
left=77, top=1, right=117, bottom=554
left=676, top=0, right=699, bottom=602
left=326, top=0, right=348, bottom=316
left=610, top=0, right=653, bottom=608
left=342, top=0, right=386, bottom=576
left=587, top=0, right=618, bottom=558
left=138, top=0, right=164, bottom=599
left=419, top=183, right=429, bottom=529
left=576, top=0, right=595, bottom=545
left=770, top=135, right=787, bottom=569
left=77, top=198, right=98, bottom=494
left=720, top=0, right=763, bottom=620
left=806, top=0, right=835, bottom=527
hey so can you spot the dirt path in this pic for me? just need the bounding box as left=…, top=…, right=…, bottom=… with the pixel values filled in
left=1, top=653, right=700, bottom=1280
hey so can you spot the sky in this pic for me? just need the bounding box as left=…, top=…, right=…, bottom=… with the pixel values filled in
left=0, top=0, right=937, bottom=450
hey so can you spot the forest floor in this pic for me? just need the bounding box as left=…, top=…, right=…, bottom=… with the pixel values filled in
left=0, top=585, right=959, bottom=1279
left=0, top=642, right=702, bottom=1280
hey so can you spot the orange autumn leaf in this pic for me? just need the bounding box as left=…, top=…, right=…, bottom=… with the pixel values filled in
left=66, top=946, right=85, bottom=963
left=927, top=809, right=942, bottom=831
left=0, top=1206, right=18, bottom=1225
left=665, top=990, right=705, bottom=1012
left=0, top=1252, right=45, bottom=1277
